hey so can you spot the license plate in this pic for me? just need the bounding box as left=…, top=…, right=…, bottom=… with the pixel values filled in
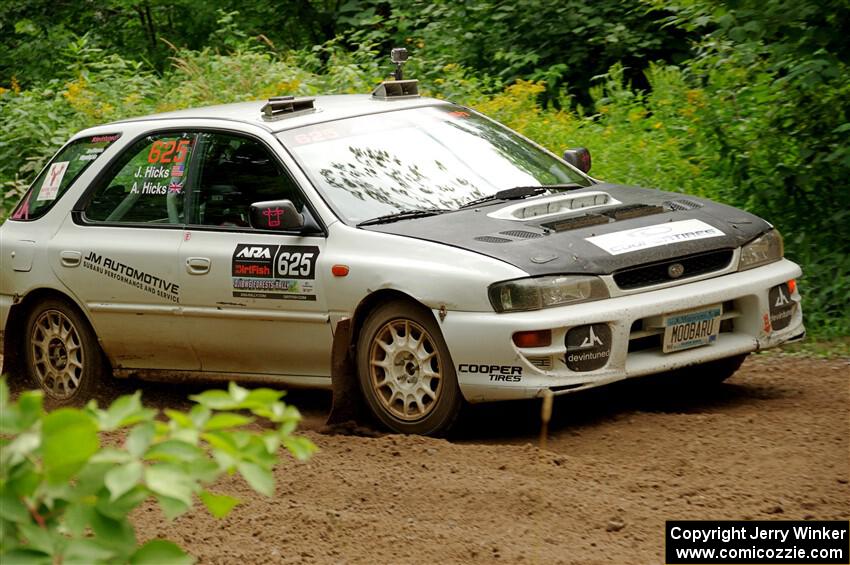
left=662, top=304, right=722, bottom=353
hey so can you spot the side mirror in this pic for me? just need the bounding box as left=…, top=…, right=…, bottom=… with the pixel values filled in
left=563, top=147, right=592, bottom=173
left=249, top=199, right=304, bottom=231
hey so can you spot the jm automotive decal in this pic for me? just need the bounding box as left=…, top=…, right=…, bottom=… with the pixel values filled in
left=83, top=252, right=180, bottom=303
left=231, top=244, right=319, bottom=301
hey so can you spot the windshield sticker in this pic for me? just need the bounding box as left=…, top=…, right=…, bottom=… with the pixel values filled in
left=90, top=134, right=121, bottom=143
left=37, top=161, right=70, bottom=201
left=231, top=244, right=320, bottom=301
left=82, top=252, right=180, bottom=303
left=585, top=219, right=725, bottom=255
left=79, top=147, right=105, bottom=162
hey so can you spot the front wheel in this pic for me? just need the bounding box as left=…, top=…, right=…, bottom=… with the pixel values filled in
left=23, top=298, right=107, bottom=405
left=356, top=301, right=462, bottom=435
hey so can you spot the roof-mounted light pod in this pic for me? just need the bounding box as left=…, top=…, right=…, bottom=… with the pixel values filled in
left=372, top=48, right=420, bottom=100
left=261, top=95, right=316, bottom=121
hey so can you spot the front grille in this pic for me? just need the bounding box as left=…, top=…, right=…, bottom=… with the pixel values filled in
left=614, top=249, right=734, bottom=290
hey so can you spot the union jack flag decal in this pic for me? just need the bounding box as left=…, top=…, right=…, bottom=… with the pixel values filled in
left=168, top=181, right=183, bottom=194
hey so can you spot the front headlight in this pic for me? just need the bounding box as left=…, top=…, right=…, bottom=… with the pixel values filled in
left=488, top=275, right=609, bottom=313
left=739, top=229, right=784, bottom=271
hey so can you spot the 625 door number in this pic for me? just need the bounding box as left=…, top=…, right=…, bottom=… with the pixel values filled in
left=274, top=246, right=319, bottom=279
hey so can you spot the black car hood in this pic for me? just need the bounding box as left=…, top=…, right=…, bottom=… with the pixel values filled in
left=362, top=183, right=771, bottom=276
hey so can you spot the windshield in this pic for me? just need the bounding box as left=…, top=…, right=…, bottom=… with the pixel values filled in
left=277, top=105, right=591, bottom=224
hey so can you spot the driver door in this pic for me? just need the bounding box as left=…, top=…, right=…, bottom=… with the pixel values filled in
left=177, top=130, right=333, bottom=378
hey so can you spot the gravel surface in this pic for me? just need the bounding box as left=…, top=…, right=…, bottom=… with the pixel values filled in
left=4, top=354, right=849, bottom=563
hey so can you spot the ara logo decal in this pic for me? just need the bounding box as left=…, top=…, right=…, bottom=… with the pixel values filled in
left=236, top=246, right=272, bottom=259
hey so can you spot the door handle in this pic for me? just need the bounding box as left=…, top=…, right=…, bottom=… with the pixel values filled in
left=60, top=250, right=82, bottom=267
left=186, top=257, right=211, bottom=275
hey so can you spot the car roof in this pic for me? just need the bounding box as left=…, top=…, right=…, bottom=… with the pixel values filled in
left=105, top=94, right=452, bottom=133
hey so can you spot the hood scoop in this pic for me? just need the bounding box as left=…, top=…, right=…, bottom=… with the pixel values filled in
left=487, top=191, right=621, bottom=221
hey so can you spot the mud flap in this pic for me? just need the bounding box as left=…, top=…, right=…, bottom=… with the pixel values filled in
left=326, top=318, right=371, bottom=427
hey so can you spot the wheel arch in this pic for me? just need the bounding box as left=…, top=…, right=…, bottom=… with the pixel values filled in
left=3, top=287, right=102, bottom=379
left=349, top=288, right=434, bottom=346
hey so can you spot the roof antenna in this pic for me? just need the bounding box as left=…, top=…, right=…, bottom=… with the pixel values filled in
left=391, top=47, right=409, bottom=80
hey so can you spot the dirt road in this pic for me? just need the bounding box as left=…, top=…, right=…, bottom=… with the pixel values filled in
left=5, top=354, right=850, bottom=563
left=126, top=354, right=848, bottom=564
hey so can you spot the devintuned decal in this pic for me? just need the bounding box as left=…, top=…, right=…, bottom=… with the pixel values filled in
left=231, top=244, right=319, bottom=301
left=564, top=324, right=611, bottom=372
left=586, top=219, right=724, bottom=255
left=83, top=252, right=180, bottom=303
left=458, top=364, right=522, bottom=382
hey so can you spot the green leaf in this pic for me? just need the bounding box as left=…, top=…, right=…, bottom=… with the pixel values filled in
left=96, top=486, right=149, bottom=520
left=105, top=461, right=143, bottom=501
left=125, top=422, right=155, bottom=458
left=199, top=490, right=240, bottom=518
left=283, top=435, right=318, bottom=461
left=144, top=464, right=195, bottom=507
left=164, top=410, right=194, bottom=428
left=228, top=381, right=249, bottom=403
left=41, top=409, right=99, bottom=484
left=99, top=392, right=153, bottom=430
left=62, top=539, right=116, bottom=565
left=144, top=440, right=204, bottom=463
left=203, top=413, right=254, bottom=431
left=89, top=508, right=136, bottom=550
left=236, top=462, right=273, bottom=497
left=188, top=390, right=235, bottom=410
left=0, top=489, right=30, bottom=523
left=17, top=392, right=44, bottom=430
left=129, top=540, right=193, bottom=565
left=0, top=548, right=52, bottom=564
left=64, top=503, right=94, bottom=537
left=155, top=495, right=191, bottom=520
left=0, top=377, right=8, bottom=409
left=18, top=521, right=56, bottom=554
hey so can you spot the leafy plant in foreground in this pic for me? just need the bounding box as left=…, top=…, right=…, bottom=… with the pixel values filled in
left=0, top=379, right=317, bottom=564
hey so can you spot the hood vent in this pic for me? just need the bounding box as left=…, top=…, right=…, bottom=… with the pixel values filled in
left=474, top=235, right=512, bottom=244
left=664, top=198, right=703, bottom=211
left=500, top=230, right=543, bottom=239
left=542, top=213, right=610, bottom=232
left=602, top=204, right=664, bottom=220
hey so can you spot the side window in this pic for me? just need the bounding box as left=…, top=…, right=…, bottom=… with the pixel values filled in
left=11, top=134, right=121, bottom=221
left=192, top=132, right=305, bottom=228
left=84, top=133, right=194, bottom=224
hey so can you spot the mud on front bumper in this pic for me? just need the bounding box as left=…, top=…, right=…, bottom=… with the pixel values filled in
left=439, top=258, right=804, bottom=402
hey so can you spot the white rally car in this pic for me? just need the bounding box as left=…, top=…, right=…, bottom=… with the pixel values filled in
left=0, top=65, right=804, bottom=434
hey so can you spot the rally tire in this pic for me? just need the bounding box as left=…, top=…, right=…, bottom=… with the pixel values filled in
left=356, top=300, right=462, bottom=436
left=23, top=298, right=108, bottom=406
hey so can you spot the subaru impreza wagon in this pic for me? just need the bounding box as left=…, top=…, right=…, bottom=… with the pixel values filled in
left=0, top=72, right=805, bottom=434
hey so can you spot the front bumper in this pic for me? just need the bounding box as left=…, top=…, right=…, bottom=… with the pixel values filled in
left=439, top=258, right=804, bottom=402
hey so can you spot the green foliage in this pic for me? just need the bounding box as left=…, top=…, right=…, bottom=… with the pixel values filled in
left=0, top=1, right=847, bottom=337
left=0, top=379, right=316, bottom=564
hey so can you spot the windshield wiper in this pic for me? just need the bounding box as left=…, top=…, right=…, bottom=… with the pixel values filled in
left=357, top=208, right=451, bottom=227
left=459, top=183, right=585, bottom=210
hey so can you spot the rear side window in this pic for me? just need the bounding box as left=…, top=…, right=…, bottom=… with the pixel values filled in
left=10, top=134, right=121, bottom=221
left=84, top=133, right=194, bottom=224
